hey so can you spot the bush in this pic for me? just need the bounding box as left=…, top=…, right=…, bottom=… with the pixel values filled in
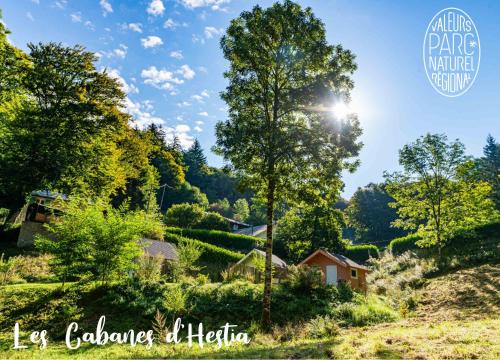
left=345, top=244, right=379, bottom=263
left=165, top=203, right=205, bottom=229
left=305, top=315, right=340, bottom=339
left=135, top=254, right=163, bottom=283
left=0, top=253, right=55, bottom=284
left=165, top=227, right=263, bottom=252
left=284, top=265, right=322, bottom=293
left=194, top=212, right=230, bottom=232
left=388, top=234, right=421, bottom=255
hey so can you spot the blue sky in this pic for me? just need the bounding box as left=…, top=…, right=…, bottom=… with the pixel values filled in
left=1, top=0, right=498, bottom=198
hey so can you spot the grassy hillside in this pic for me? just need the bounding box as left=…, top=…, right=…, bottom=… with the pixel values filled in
left=0, top=263, right=498, bottom=359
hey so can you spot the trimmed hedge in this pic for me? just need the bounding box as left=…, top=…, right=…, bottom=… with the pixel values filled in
left=388, top=234, right=421, bottom=255
left=165, top=226, right=263, bottom=252
left=163, top=232, right=244, bottom=278
left=345, top=244, right=379, bottom=263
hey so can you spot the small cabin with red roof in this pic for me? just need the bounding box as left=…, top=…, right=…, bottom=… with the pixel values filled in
left=299, top=249, right=370, bottom=292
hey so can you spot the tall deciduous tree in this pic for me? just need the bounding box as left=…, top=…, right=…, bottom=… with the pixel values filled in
left=385, top=133, right=498, bottom=254
left=0, top=42, right=131, bottom=207
left=215, top=1, right=362, bottom=326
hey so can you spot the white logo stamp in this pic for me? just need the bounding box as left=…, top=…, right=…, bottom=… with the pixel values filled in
left=423, top=8, right=480, bottom=97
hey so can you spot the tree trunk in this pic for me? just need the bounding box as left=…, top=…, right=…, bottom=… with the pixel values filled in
left=262, top=178, right=275, bottom=329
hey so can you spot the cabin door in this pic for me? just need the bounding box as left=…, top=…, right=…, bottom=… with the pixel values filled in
left=326, top=265, right=337, bottom=285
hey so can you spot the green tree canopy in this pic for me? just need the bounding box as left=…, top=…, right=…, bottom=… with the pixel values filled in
left=347, top=183, right=407, bottom=244
left=275, top=204, right=345, bottom=263
left=385, top=133, right=498, bottom=252
left=215, top=0, right=362, bottom=326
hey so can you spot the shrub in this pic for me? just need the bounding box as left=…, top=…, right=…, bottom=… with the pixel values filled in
left=165, top=203, right=205, bottom=229
left=284, top=265, right=322, bottom=293
left=388, top=234, right=421, bottom=255
left=170, top=241, right=203, bottom=280
left=305, top=315, right=340, bottom=339
left=345, top=244, right=379, bottom=263
left=11, top=254, right=55, bottom=282
left=165, top=227, right=263, bottom=252
left=194, top=212, right=230, bottom=231
left=135, top=254, right=163, bottom=283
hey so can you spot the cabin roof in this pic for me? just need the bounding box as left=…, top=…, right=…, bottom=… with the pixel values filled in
left=141, top=239, right=178, bottom=261
left=299, top=249, right=370, bottom=271
left=235, top=248, right=287, bottom=268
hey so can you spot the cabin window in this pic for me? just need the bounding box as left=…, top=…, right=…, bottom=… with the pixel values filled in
left=351, top=268, right=358, bottom=279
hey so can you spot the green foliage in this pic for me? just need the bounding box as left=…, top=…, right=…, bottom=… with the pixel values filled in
left=304, top=315, right=340, bottom=339
left=165, top=203, right=205, bottom=228
left=332, top=295, right=399, bottom=326
left=345, top=244, right=379, bottom=263
left=171, top=240, right=203, bottom=280
left=208, top=198, right=232, bottom=218
left=35, top=198, right=164, bottom=284
left=284, top=265, right=323, bottom=293
left=233, top=198, right=250, bottom=222
left=215, top=0, right=362, bottom=324
left=162, top=285, right=187, bottom=319
left=194, top=211, right=230, bottom=231
left=0, top=253, right=18, bottom=284
left=165, top=226, right=263, bottom=251
left=475, top=135, right=500, bottom=210
left=347, top=183, right=407, bottom=244
left=163, top=232, right=243, bottom=278
left=135, top=254, right=163, bottom=283
left=386, top=134, right=499, bottom=251
left=276, top=205, right=346, bottom=262
left=388, top=234, right=421, bottom=255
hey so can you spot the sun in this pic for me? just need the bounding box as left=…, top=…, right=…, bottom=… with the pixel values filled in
left=330, top=101, right=351, bottom=119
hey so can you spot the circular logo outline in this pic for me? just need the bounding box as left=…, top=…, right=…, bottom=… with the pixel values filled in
left=423, top=7, right=481, bottom=97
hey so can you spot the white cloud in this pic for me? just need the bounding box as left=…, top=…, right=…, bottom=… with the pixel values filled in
left=177, top=101, right=192, bottom=107
left=141, top=66, right=184, bottom=91
left=31, top=0, right=40, bottom=4
left=170, top=51, right=183, bottom=60
left=191, top=95, right=203, bottom=103
left=195, top=120, right=204, bottom=125
left=204, top=26, right=223, bottom=39
left=26, top=12, right=34, bottom=21
left=198, top=111, right=208, bottom=116
left=100, top=0, right=113, bottom=16
left=141, top=36, right=163, bottom=48
left=147, top=0, right=165, bottom=16
left=125, top=98, right=165, bottom=128
left=70, top=12, right=82, bottom=23
left=194, top=126, right=203, bottom=133
left=191, top=90, right=209, bottom=103
left=177, top=64, right=195, bottom=80
left=164, top=18, right=178, bottom=29
left=180, top=0, right=230, bottom=11
left=128, top=23, right=143, bottom=33
left=54, top=1, right=67, bottom=9
left=100, top=44, right=128, bottom=59
left=107, top=68, right=139, bottom=94
left=191, top=34, right=205, bottom=44
left=85, top=21, right=95, bottom=30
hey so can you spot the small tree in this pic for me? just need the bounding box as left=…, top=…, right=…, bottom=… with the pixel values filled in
left=36, top=198, right=164, bottom=285
left=385, top=134, right=498, bottom=254
left=233, top=198, right=250, bottom=222
left=170, top=240, right=203, bottom=280
left=165, top=203, right=204, bottom=228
